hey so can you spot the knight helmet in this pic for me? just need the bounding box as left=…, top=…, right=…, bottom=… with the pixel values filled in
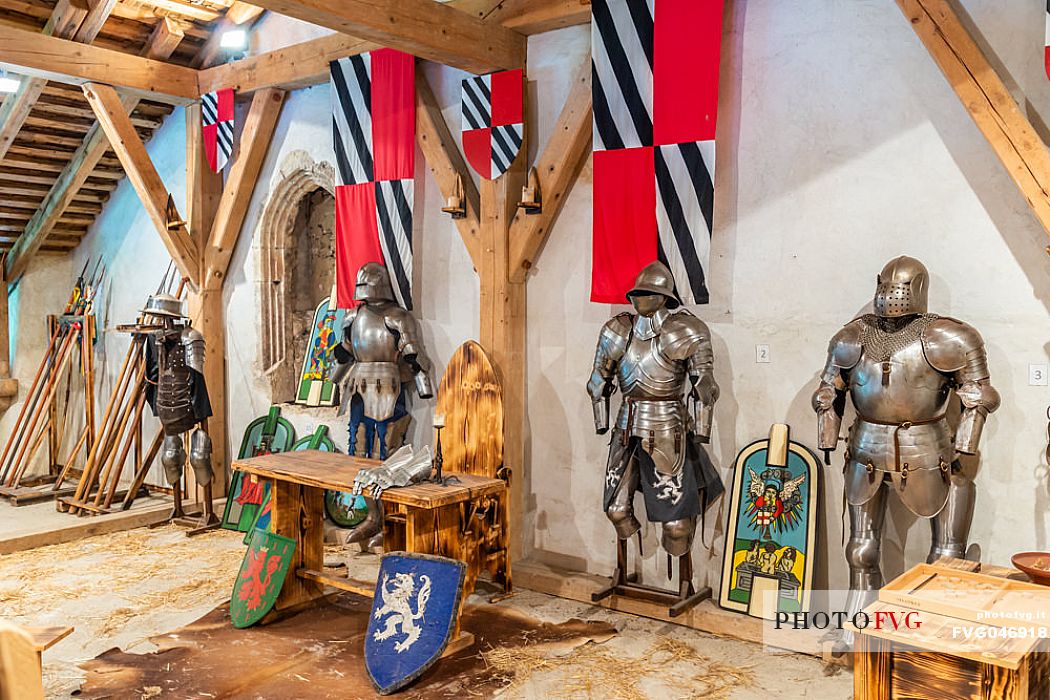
left=354, top=262, right=396, bottom=304
left=626, top=261, right=681, bottom=309
left=873, top=255, right=928, bottom=318
left=140, top=293, right=186, bottom=319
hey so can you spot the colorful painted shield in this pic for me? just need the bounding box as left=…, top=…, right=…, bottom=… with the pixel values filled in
left=295, top=296, right=345, bottom=407
left=222, top=406, right=296, bottom=532
left=719, top=424, right=819, bottom=620
left=366, top=553, right=466, bottom=694
left=325, top=490, right=369, bottom=528
left=230, top=530, right=296, bottom=628
left=461, top=69, right=524, bottom=179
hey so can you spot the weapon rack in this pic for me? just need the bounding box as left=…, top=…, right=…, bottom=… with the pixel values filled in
left=0, top=314, right=97, bottom=505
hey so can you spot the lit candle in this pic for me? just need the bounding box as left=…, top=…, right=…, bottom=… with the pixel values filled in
left=433, top=413, right=445, bottom=428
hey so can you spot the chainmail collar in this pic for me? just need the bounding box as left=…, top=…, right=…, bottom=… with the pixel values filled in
left=858, top=313, right=939, bottom=362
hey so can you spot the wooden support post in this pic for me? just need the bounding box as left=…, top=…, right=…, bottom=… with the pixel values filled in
left=82, top=83, right=199, bottom=287
left=478, top=152, right=526, bottom=559
left=897, top=0, right=1050, bottom=249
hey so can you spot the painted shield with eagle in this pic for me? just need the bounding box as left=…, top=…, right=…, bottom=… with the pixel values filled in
left=461, top=69, right=524, bottom=179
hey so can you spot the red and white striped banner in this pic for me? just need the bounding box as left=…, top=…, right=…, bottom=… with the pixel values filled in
left=331, top=49, right=416, bottom=310
left=591, top=0, right=723, bottom=305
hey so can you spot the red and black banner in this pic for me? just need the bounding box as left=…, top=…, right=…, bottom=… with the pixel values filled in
left=202, top=88, right=234, bottom=173
left=331, top=49, right=416, bottom=310
left=461, top=69, right=524, bottom=179
left=591, top=0, right=723, bottom=305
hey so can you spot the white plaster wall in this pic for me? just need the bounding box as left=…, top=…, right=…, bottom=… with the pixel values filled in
left=16, top=0, right=1050, bottom=597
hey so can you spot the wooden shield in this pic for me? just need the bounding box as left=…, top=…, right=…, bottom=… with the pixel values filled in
left=295, top=296, right=345, bottom=407
left=719, top=424, right=819, bottom=619
left=366, top=553, right=466, bottom=694
left=222, top=407, right=296, bottom=532
left=230, top=530, right=296, bottom=628
left=434, top=341, right=503, bottom=478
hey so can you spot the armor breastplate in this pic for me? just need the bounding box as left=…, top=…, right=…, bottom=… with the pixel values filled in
left=350, top=305, right=399, bottom=363
left=845, top=316, right=953, bottom=517
left=156, top=334, right=197, bottom=435
left=614, top=327, right=688, bottom=475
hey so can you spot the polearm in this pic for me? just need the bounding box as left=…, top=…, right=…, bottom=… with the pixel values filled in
left=63, top=258, right=91, bottom=315
left=0, top=328, right=59, bottom=483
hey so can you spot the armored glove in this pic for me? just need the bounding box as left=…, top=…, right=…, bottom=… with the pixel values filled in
left=352, top=445, right=434, bottom=499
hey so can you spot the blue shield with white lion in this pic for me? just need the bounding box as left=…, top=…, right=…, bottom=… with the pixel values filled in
left=365, top=552, right=466, bottom=694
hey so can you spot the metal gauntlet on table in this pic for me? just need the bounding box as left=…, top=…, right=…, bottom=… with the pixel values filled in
left=352, top=445, right=434, bottom=498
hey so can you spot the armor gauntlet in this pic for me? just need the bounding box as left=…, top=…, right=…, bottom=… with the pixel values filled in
left=687, top=355, right=718, bottom=442
left=330, top=339, right=354, bottom=384
left=352, top=445, right=433, bottom=498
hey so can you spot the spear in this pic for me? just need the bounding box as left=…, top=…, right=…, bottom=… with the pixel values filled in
left=63, top=258, right=90, bottom=315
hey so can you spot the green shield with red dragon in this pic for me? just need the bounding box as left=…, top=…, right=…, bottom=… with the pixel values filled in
left=230, top=530, right=296, bottom=628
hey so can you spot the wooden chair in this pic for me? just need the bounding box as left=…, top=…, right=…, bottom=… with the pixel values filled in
left=0, top=621, right=46, bottom=700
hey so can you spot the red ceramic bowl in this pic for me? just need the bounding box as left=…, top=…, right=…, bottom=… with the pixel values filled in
left=1011, top=552, right=1050, bottom=586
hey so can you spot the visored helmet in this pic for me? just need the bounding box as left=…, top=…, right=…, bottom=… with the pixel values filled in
left=874, top=256, right=929, bottom=318
left=354, top=262, right=396, bottom=303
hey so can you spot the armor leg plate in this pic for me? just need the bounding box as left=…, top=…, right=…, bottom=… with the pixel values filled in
left=161, top=435, right=186, bottom=486
left=605, top=434, right=641, bottom=539
left=661, top=517, right=696, bottom=557
left=189, top=429, right=214, bottom=486
left=844, top=482, right=888, bottom=619
left=928, top=469, right=975, bottom=563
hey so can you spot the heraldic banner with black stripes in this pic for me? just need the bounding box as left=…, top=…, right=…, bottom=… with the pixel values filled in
left=331, top=49, right=416, bottom=310
left=591, top=0, right=723, bottom=305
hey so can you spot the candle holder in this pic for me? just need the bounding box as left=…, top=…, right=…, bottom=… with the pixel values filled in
left=433, top=423, right=445, bottom=484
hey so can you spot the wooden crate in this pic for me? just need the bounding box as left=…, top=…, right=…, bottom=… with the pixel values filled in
left=879, top=563, right=1050, bottom=626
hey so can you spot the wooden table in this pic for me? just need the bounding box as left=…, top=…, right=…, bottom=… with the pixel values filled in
left=232, top=450, right=511, bottom=622
left=855, top=559, right=1050, bottom=699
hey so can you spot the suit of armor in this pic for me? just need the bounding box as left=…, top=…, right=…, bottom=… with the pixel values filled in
left=587, top=262, right=720, bottom=556
left=142, top=293, right=216, bottom=524
left=331, top=262, right=434, bottom=458
left=812, top=256, right=1000, bottom=618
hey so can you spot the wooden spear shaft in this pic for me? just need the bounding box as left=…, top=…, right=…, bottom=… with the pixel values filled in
left=100, top=390, right=147, bottom=509
left=67, top=338, right=141, bottom=508
left=70, top=353, right=143, bottom=513
left=4, top=329, right=78, bottom=487
left=0, top=325, right=62, bottom=481
left=91, top=370, right=146, bottom=508
left=52, top=424, right=90, bottom=490
left=122, top=428, right=164, bottom=511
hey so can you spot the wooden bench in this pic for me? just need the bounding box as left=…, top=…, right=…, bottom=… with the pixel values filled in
left=0, top=623, right=71, bottom=700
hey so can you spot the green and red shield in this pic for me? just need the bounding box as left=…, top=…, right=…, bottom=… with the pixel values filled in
left=230, top=530, right=296, bottom=628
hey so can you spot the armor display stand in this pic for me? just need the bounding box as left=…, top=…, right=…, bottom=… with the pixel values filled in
left=592, top=539, right=711, bottom=617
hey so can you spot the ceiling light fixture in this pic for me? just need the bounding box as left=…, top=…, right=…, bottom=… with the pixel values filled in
left=0, top=70, right=20, bottom=94
left=220, top=28, right=247, bottom=51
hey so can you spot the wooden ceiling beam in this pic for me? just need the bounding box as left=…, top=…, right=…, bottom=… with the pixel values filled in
left=0, top=0, right=91, bottom=165
left=81, top=82, right=199, bottom=284
left=198, top=32, right=377, bottom=94
left=5, top=20, right=187, bottom=282
left=0, top=23, right=198, bottom=103
left=455, top=0, right=591, bottom=35
left=241, top=0, right=525, bottom=74
left=897, top=0, right=1050, bottom=249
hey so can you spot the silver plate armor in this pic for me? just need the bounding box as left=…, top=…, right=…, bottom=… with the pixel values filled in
left=588, top=261, right=720, bottom=556
left=331, top=263, right=434, bottom=422
left=812, top=256, right=999, bottom=629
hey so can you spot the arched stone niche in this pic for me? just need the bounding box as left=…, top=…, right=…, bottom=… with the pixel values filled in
left=257, top=150, right=337, bottom=403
